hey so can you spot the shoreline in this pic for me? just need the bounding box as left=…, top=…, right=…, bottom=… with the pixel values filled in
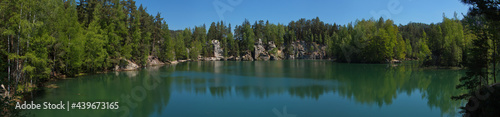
left=1, top=58, right=468, bottom=116
left=6, top=58, right=455, bottom=102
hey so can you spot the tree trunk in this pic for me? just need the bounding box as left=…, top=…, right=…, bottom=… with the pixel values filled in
left=7, top=27, right=10, bottom=96
left=494, top=38, right=497, bottom=84
left=495, top=24, right=499, bottom=83
left=29, top=13, right=35, bottom=94
left=16, top=3, right=23, bottom=94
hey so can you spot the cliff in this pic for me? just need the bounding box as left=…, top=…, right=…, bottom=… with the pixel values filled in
left=207, top=39, right=328, bottom=61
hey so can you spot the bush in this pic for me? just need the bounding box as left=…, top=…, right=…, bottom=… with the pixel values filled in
left=119, top=59, right=129, bottom=68
left=1, top=96, right=28, bottom=117
left=269, top=48, right=278, bottom=55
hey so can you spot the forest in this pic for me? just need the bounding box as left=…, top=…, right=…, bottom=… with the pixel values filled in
left=0, top=0, right=499, bottom=116
left=0, top=0, right=478, bottom=95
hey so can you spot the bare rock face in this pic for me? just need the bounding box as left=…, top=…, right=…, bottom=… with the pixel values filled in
left=242, top=52, right=254, bottom=61
left=289, top=41, right=326, bottom=59
left=267, top=41, right=284, bottom=60
left=115, top=58, right=139, bottom=71
left=169, top=60, right=179, bottom=64
left=200, top=40, right=224, bottom=61
left=228, top=56, right=241, bottom=61
left=147, top=56, right=165, bottom=66
left=270, top=50, right=285, bottom=60
left=197, top=55, right=204, bottom=61
left=286, top=54, right=295, bottom=59
left=254, top=39, right=270, bottom=60
left=203, top=57, right=217, bottom=61
left=290, top=41, right=306, bottom=59
left=258, top=53, right=270, bottom=60
left=309, top=45, right=327, bottom=59
left=123, top=60, right=139, bottom=71
left=267, top=41, right=276, bottom=50
left=212, top=40, right=224, bottom=61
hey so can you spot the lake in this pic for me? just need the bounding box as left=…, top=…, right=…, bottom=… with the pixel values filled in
left=27, top=60, right=465, bottom=117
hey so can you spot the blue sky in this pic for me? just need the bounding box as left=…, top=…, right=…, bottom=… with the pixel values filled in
left=135, top=0, right=470, bottom=30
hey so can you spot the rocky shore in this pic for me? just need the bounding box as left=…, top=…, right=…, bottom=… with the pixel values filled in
left=199, top=39, right=328, bottom=61
left=115, top=39, right=330, bottom=71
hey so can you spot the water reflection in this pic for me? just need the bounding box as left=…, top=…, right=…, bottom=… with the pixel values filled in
left=30, top=65, right=176, bottom=117
left=170, top=60, right=465, bottom=116
left=30, top=60, right=465, bottom=117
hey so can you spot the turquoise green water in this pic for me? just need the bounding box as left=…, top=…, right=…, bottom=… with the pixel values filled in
left=27, top=60, right=465, bottom=117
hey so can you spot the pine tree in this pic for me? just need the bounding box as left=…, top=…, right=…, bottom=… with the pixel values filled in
left=83, top=2, right=108, bottom=72
left=161, top=22, right=175, bottom=61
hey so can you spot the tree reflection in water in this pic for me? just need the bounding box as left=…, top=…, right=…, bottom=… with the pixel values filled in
left=171, top=60, right=465, bottom=116
left=30, top=60, right=465, bottom=116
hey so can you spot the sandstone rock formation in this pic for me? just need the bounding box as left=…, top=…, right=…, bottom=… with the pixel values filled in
left=288, top=41, right=327, bottom=59
left=212, top=40, right=224, bottom=61
left=267, top=41, right=284, bottom=60
left=147, top=56, right=165, bottom=66
left=114, top=58, right=140, bottom=71
left=254, top=39, right=270, bottom=60
left=242, top=52, right=254, bottom=61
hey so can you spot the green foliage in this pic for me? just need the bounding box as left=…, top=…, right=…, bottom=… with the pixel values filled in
left=227, top=32, right=240, bottom=57
left=244, top=24, right=255, bottom=52
left=235, top=19, right=255, bottom=53
left=405, top=39, right=413, bottom=58
left=193, top=25, right=207, bottom=57
left=328, top=18, right=407, bottom=63
left=418, top=32, right=432, bottom=61
left=119, top=59, right=129, bottom=68
left=174, top=28, right=189, bottom=60
left=190, top=26, right=206, bottom=60
left=189, top=40, right=202, bottom=60
left=24, top=34, right=54, bottom=79
left=269, top=47, right=278, bottom=55
left=1, top=96, right=28, bottom=117
left=441, top=15, right=464, bottom=66
left=0, top=0, right=488, bottom=101
left=160, top=23, right=175, bottom=61
left=207, top=22, right=217, bottom=41
left=83, top=5, right=108, bottom=72
left=454, top=1, right=500, bottom=108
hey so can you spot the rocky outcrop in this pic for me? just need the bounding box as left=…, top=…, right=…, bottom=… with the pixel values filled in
left=188, top=39, right=328, bottom=61
left=286, top=54, right=295, bottom=59
left=202, top=57, right=219, bottom=61
left=227, top=56, right=240, bottom=61
left=200, top=40, right=224, bottom=61
left=114, top=58, right=139, bottom=71
left=267, top=41, right=277, bottom=50
left=289, top=41, right=327, bottom=59
left=305, top=45, right=327, bottom=59
left=170, top=59, right=189, bottom=64
left=242, top=52, right=254, bottom=61
left=270, top=50, right=285, bottom=60
left=267, top=41, right=285, bottom=60
left=388, top=59, right=402, bottom=63
left=147, top=56, right=165, bottom=66
left=254, top=39, right=270, bottom=61
left=212, top=40, right=224, bottom=61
